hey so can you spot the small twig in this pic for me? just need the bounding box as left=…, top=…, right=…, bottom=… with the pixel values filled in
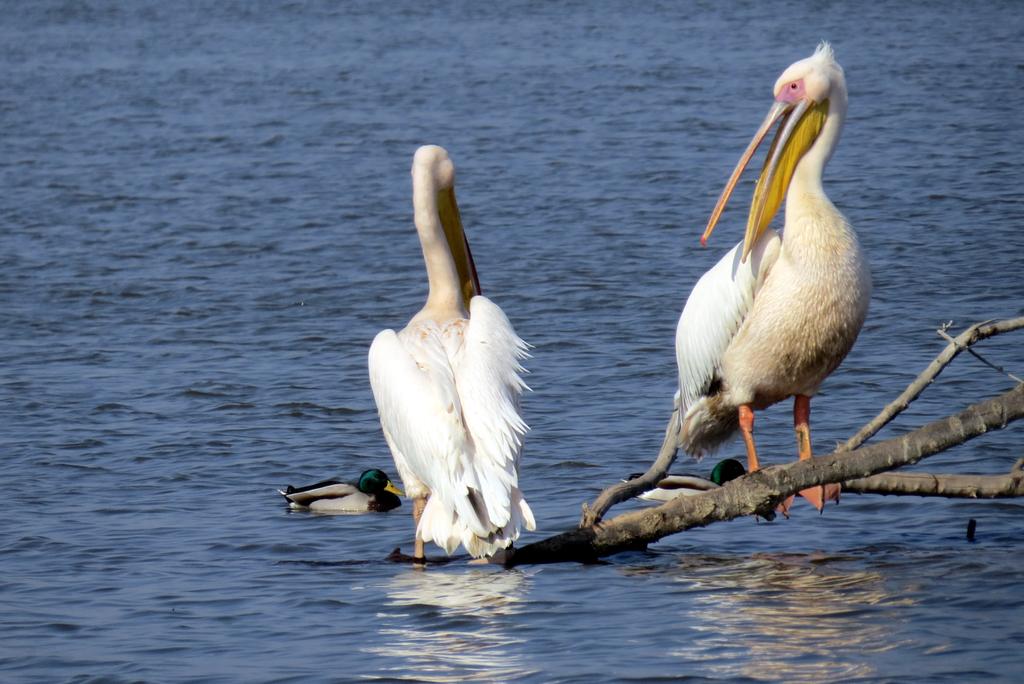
left=841, top=317, right=1024, bottom=452
left=936, top=327, right=1023, bottom=384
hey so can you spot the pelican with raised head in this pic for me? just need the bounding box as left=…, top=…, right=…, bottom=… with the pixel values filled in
left=676, top=43, right=871, bottom=513
left=369, top=145, right=535, bottom=561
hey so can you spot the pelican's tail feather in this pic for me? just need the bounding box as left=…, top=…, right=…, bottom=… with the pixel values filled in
left=418, top=495, right=462, bottom=555
left=418, top=487, right=535, bottom=559
left=678, top=394, right=739, bottom=459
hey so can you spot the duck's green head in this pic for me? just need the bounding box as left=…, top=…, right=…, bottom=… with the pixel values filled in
left=358, top=469, right=404, bottom=496
left=710, top=458, right=746, bottom=485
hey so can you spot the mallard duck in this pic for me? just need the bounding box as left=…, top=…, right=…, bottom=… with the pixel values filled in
left=278, top=468, right=404, bottom=513
left=627, top=458, right=746, bottom=503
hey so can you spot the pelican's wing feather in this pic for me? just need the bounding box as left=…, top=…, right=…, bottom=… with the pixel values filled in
left=368, top=327, right=491, bottom=548
left=454, top=296, right=534, bottom=531
left=675, top=231, right=780, bottom=414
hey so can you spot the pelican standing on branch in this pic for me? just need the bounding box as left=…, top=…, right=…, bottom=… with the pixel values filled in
left=675, top=43, right=871, bottom=513
left=369, top=145, right=535, bottom=561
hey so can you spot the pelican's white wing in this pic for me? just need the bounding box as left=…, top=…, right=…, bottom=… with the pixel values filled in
left=369, top=325, right=487, bottom=552
left=675, top=231, right=780, bottom=452
left=368, top=296, right=533, bottom=557
left=454, top=296, right=535, bottom=539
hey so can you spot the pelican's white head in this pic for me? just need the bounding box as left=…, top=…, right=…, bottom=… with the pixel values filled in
left=701, top=43, right=848, bottom=262
left=412, top=144, right=456, bottom=190
left=410, top=145, right=480, bottom=310
left=773, top=42, right=846, bottom=109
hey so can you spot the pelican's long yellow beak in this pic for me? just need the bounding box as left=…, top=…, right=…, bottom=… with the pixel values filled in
left=385, top=480, right=405, bottom=497
left=436, top=186, right=481, bottom=309
left=701, top=97, right=829, bottom=262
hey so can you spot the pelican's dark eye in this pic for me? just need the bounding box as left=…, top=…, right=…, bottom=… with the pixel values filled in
left=790, top=82, right=799, bottom=89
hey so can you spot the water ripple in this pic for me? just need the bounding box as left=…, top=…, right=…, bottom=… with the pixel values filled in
left=1, top=1, right=1022, bottom=682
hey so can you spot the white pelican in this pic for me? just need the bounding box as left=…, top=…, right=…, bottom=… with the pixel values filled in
left=675, top=43, right=871, bottom=512
left=368, top=145, right=535, bottom=560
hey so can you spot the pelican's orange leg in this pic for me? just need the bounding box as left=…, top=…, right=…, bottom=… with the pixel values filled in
left=412, top=497, right=427, bottom=563
left=794, top=394, right=839, bottom=511
left=738, top=404, right=760, bottom=473
left=742, top=404, right=793, bottom=518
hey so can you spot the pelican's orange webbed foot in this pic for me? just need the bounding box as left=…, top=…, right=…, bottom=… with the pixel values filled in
left=824, top=482, right=841, bottom=504
left=796, top=481, right=840, bottom=513
left=798, top=485, right=826, bottom=512
left=792, top=395, right=833, bottom=513
left=777, top=495, right=794, bottom=517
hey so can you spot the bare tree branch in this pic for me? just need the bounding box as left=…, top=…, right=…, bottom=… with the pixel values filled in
left=841, top=317, right=1024, bottom=452
left=936, top=325, right=1023, bottom=384
left=507, top=383, right=1024, bottom=567
left=843, top=458, right=1024, bottom=498
left=579, top=408, right=680, bottom=528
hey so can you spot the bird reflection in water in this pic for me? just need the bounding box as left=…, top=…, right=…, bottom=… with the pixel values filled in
left=362, top=568, right=534, bottom=682
left=629, top=553, right=915, bottom=682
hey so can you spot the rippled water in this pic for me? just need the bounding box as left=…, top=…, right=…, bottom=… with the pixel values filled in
left=2, top=1, right=1023, bottom=681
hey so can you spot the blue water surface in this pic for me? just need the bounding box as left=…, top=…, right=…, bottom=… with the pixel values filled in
left=2, top=1, right=1023, bottom=682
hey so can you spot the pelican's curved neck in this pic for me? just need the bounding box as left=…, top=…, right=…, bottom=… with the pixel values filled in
left=788, top=90, right=846, bottom=207
left=412, top=168, right=465, bottom=318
